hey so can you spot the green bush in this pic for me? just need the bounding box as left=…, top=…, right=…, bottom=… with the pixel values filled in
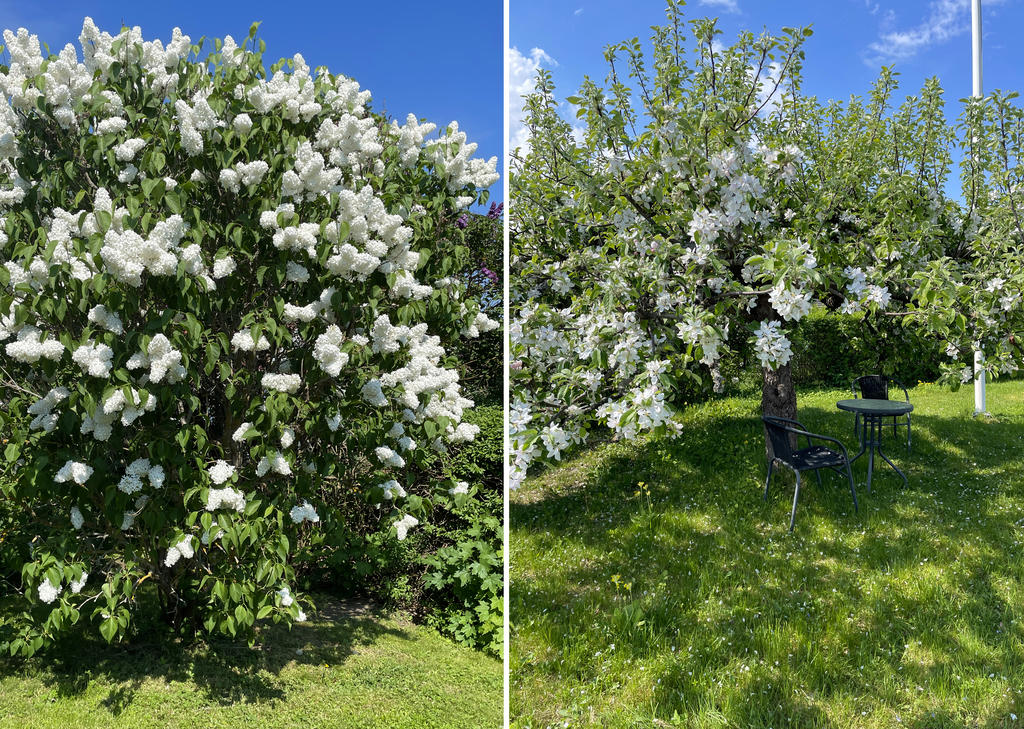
left=420, top=405, right=502, bottom=655
left=789, top=309, right=943, bottom=389
left=300, top=405, right=503, bottom=655
left=0, top=19, right=499, bottom=657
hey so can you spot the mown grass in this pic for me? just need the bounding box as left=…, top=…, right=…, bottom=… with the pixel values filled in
left=0, top=596, right=501, bottom=729
left=511, top=380, right=1024, bottom=728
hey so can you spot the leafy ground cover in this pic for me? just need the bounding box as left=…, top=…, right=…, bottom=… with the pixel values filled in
left=0, top=595, right=501, bottom=729
left=511, top=380, right=1024, bottom=728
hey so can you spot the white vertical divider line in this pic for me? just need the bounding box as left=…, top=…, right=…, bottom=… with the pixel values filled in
left=972, top=0, right=988, bottom=416
left=502, top=0, right=511, bottom=723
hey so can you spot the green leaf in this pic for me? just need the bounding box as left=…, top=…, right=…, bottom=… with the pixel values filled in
left=99, top=618, right=117, bottom=643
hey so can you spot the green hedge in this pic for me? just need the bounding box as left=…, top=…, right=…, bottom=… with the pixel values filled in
left=789, top=309, right=943, bottom=389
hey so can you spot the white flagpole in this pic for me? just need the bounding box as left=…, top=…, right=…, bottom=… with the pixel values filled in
left=972, top=0, right=988, bottom=417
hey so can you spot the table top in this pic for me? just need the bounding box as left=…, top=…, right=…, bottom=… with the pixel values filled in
left=836, top=398, right=914, bottom=416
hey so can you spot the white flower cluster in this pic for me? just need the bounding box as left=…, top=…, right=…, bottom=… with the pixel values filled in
left=100, top=211, right=188, bottom=287
left=87, top=304, right=124, bottom=335
left=461, top=311, right=501, bottom=338
left=54, top=460, right=93, bottom=485
left=392, top=113, right=436, bottom=167
left=262, top=372, right=302, bottom=393
left=82, top=386, right=155, bottom=441
left=753, top=320, right=793, bottom=369
left=38, top=578, right=61, bottom=604
left=5, top=326, right=64, bottom=363
left=206, top=487, right=245, bottom=512
left=231, top=329, right=271, bottom=352
left=232, top=421, right=255, bottom=442
left=174, top=92, right=223, bottom=156
left=212, top=256, right=236, bottom=279
left=28, top=386, right=69, bottom=432
left=375, top=446, right=406, bottom=469
left=72, top=341, right=114, bottom=377
left=256, top=451, right=292, bottom=477
left=675, top=317, right=727, bottom=367
left=426, top=122, right=500, bottom=196
left=769, top=284, right=812, bottom=322
left=289, top=501, right=319, bottom=524
left=841, top=265, right=891, bottom=312
left=218, top=160, right=269, bottom=194
left=117, top=458, right=165, bottom=494
left=164, top=535, right=195, bottom=567
left=313, top=325, right=349, bottom=376
left=393, top=513, right=419, bottom=541
left=127, top=334, right=185, bottom=384
left=114, top=137, right=146, bottom=161
left=371, top=314, right=477, bottom=445
left=208, top=460, right=236, bottom=485
left=379, top=479, right=407, bottom=500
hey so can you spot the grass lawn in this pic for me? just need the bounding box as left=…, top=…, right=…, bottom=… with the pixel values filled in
left=511, top=379, right=1024, bottom=728
left=0, top=595, right=501, bottom=729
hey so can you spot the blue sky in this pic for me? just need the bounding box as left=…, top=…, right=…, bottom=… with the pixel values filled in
left=0, top=0, right=503, bottom=205
left=510, top=0, right=1022, bottom=161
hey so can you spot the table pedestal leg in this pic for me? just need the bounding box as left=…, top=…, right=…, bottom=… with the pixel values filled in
left=876, top=441, right=908, bottom=486
left=866, top=417, right=875, bottom=494
left=849, top=416, right=868, bottom=465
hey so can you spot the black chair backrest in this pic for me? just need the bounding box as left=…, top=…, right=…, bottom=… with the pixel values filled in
left=762, top=416, right=795, bottom=462
left=854, top=375, right=889, bottom=401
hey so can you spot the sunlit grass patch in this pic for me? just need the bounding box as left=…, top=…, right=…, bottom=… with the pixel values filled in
left=0, top=595, right=501, bottom=729
left=512, top=379, right=1024, bottom=728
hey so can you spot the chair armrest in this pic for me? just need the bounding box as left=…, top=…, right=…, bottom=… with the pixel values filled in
left=891, top=379, right=910, bottom=402
left=781, top=425, right=850, bottom=459
left=763, top=415, right=808, bottom=431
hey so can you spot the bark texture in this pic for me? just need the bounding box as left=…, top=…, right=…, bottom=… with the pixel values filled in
left=762, top=361, right=797, bottom=460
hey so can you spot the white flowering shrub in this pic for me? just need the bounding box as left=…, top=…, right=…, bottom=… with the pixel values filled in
left=510, top=3, right=1024, bottom=486
left=0, top=19, right=497, bottom=655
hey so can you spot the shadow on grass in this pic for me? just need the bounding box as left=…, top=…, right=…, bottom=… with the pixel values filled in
left=1, top=595, right=408, bottom=714
left=511, top=399, right=1024, bottom=726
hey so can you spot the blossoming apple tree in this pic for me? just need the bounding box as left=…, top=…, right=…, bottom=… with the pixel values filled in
left=0, top=19, right=498, bottom=654
left=509, top=1, right=1024, bottom=487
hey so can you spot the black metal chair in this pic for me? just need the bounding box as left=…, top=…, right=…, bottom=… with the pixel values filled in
left=762, top=415, right=858, bottom=531
left=852, top=375, right=911, bottom=453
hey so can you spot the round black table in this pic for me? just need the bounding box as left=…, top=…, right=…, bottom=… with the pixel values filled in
left=836, top=399, right=914, bottom=493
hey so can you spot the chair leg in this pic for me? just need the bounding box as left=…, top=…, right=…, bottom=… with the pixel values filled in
left=790, top=471, right=802, bottom=532
left=764, top=459, right=774, bottom=502
left=846, top=461, right=858, bottom=513
left=814, top=468, right=822, bottom=487
left=907, top=416, right=911, bottom=454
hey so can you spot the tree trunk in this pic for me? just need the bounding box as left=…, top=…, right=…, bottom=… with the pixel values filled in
left=762, top=361, right=797, bottom=460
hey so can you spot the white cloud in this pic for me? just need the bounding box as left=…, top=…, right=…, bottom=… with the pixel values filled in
left=698, top=0, right=740, bottom=13
left=752, top=61, right=785, bottom=118
left=508, top=46, right=555, bottom=152
left=574, top=7, right=584, bottom=16
left=865, top=0, right=1007, bottom=65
